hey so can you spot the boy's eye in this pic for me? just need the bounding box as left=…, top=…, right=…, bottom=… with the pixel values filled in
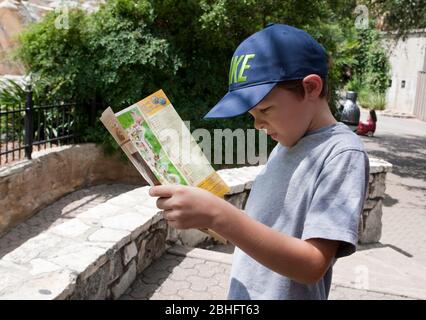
left=260, top=106, right=272, bottom=114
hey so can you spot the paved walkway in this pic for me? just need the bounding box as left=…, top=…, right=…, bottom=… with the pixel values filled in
left=119, top=247, right=231, bottom=300
left=119, top=245, right=416, bottom=300
left=359, top=110, right=426, bottom=267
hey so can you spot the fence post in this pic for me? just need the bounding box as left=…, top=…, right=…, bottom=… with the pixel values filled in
left=24, top=84, right=34, bottom=160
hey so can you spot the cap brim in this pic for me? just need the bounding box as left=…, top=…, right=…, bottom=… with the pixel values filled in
left=203, top=82, right=277, bottom=119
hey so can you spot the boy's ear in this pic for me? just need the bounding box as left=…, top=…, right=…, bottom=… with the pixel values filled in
left=302, top=75, right=323, bottom=99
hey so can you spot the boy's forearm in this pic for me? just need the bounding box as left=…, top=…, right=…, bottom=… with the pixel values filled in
left=211, top=200, right=332, bottom=284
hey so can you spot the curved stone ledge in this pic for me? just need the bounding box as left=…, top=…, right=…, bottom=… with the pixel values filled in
left=0, top=144, right=147, bottom=237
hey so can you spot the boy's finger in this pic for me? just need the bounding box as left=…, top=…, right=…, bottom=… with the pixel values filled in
left=156, top=197, right=174, bottom=210
left=162, top=209, right=177, bottom=221
left=149, top=185, right=177, bottom=197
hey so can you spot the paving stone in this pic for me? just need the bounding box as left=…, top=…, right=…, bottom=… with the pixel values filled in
left=177, top=288, right=213, bottom=300
left=169, top=266, right=199, bottom=281
left=195, top=262, right=224, bottom=278
left=0, top=260, right=31, bottom=293
left=107, top=194, right=142, bottom=208
left=87, top=228, right=131, bottom=248
left=209, top=285, right=228, bottom=300
left=0, top=269, right=77, bottom=300
left=141, top=269, right=171, bottom=285
left=186, top=275, right=219, bottom=292
left=46, top=243, right=107, bottom=278
left=125, top=250, right=232, bottom=300
left=149, top=255, right=181, bottom=272
left=128, top=282, right=159, bottom=299
left=175, top=257, right=204, bottom=270
left=29, top=258, right=62, bottom=276
left=101, top=212, right=152, bottom=232
left=47, top=219, right=92, bottom=238
left=2, top=233, right=65, bottom=264
left=329, top=285, right=415, bottom=300
left=159, top=278, right=191, bottom=296
left=150, top=292, right=182, bottom=300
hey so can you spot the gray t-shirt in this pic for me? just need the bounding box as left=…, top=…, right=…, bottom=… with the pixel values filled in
left=228, top=122, right=370, bottom=300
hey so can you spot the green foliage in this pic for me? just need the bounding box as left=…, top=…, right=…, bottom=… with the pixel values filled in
left=14, top=0, right=392, bottom=165
left=358, top=89, right=386, bottom=110
left=0, top=80, right=30, bottom=139
left=362, top=0, right=426, bottom=36
left=16, top=10, right=92, bottom=103
left=342, top=23, right=391, bottom=113
left=0, top=80, right=27, bottom=107
left=352, top=25, right=390, bottom=93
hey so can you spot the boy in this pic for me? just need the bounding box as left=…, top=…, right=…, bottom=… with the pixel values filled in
left=149, top=24, right=369, bottom=300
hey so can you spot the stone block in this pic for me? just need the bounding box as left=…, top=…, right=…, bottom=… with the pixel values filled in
left=359, top=199, right=383, bottom=244
left=369, top=173, right=387, bottom=199
left=108, top=253, right=124, bottom=284
left=70, top=260, right=110, bottom=300
left=110, top=260, right=137, bottom=299
left=123, top=241, right=137, bottom=266
left=136, top=224, right=167, bottom=274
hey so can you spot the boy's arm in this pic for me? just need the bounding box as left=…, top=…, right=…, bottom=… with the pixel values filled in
left=150, top=185, right=339, bottom=285
left=212, top=200, right=339, bottom=285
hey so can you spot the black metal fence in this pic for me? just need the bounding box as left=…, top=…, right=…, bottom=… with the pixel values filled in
left=0, top=88, right=79, bottom=166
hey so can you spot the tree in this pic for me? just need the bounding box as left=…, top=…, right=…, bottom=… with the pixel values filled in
left=15, top=0, right=391, bottom=161
left=363, top=0, right=426, bottom=36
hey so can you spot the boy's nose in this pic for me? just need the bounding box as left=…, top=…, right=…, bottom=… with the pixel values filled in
left=254, top=118, right=266, bottom=131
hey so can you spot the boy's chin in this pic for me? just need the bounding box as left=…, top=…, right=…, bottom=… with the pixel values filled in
left=277, top=137, right=299, bottom=148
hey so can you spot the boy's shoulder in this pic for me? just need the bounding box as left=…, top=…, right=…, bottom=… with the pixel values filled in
left=323, top=122, right=365, bottom=152
left=312, top=122, right=368, bottom=169
left=275, top=122, right=367, bottom=164
left=326, top=123, right=367, bottom=159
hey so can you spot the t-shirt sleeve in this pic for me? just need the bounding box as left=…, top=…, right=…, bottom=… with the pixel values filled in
left=301, top=149, right=370, bottom=258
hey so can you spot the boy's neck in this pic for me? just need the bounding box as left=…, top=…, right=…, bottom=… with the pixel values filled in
left=306, top=101, right=337, bottom=133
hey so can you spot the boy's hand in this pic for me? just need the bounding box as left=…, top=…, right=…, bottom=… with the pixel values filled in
left=149, top=185, right=225, bottom=230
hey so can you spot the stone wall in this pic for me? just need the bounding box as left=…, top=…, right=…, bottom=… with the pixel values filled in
left=1, top=143, right=392, bottom=243
left=0, top=144, right=147, bottom=237
left=68, top=218, right=169, bottom=300
left=359, top=158, right=393, bottom=243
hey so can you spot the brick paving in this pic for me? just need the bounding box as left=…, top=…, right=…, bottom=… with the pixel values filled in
left=329, top=284, right=414, bottom=300
left=120, top=246, right=417, bottom=300
left=119, top=250, right=231, bottom=300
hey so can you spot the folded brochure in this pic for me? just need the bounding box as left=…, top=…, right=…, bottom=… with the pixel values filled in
left=100, top=89, right=230, bottom=243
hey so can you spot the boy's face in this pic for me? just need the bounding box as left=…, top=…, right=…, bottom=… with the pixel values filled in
left=248, top=83, right=315, bottom=148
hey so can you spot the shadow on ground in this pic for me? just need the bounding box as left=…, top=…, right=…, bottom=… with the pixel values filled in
left=361, top=133, right=426, bottom=181
left=357, top=242, right=413, bottom=258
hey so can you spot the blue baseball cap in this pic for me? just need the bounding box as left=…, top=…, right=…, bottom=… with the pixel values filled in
left=204, top=23, right=328, bottom=119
